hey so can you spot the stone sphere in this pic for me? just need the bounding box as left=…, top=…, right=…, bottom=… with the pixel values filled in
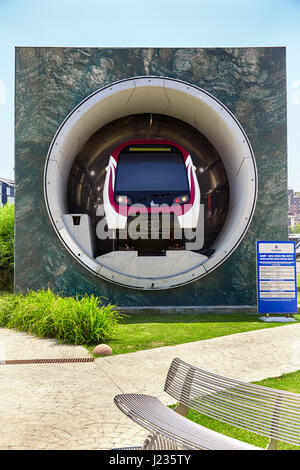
left=93, top=344, right=112, bottom=356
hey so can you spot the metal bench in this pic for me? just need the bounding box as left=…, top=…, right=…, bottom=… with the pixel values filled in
left=114, top=357, right=300, bottom=450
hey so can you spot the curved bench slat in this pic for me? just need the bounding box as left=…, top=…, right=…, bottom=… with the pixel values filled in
left=114, top=393, right=260, bottom=450
left=164, top=358, right=300, bottom=447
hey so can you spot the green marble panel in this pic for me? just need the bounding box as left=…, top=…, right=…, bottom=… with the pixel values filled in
left=15, top=47, right=287, bottom=306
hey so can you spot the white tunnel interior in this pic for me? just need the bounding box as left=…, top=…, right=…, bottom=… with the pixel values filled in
left=44, top=77, right=257, bottom=289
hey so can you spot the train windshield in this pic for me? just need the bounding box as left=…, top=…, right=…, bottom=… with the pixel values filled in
left=115, top=147, right=189, bottom=193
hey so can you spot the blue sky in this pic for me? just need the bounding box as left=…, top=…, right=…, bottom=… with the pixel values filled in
left=0, top=0, right=299, bottom=189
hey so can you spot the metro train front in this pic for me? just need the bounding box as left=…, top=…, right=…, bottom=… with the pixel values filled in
left=103, top=139, right=201, bottom=255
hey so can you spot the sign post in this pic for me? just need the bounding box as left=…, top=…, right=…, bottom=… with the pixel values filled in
left=257, top=241, right=298, bottom=321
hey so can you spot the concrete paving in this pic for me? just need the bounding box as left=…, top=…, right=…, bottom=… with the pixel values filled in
left=1, top=323, right=300, bottom=450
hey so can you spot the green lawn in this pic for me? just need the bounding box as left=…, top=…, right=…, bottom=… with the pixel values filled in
left=87, top=272, right=299, bottom=355
left=84, top=310, right=300, bottom=356
left=170, top=369, right=300, bottom=450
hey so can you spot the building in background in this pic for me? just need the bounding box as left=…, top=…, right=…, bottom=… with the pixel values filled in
left=288, top=187, right=300, bottom=225
left=289, top=214, right=296, bottom=229
left=0, top=178, right=14, bottom=206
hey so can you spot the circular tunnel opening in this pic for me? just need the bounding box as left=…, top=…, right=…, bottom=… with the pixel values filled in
left=67, top=114, right=230, bottom=258
left=44, top=76, right=257, bottom=289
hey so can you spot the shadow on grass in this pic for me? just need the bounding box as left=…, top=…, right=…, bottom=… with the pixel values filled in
left=119, top=312, right=300, bottom=325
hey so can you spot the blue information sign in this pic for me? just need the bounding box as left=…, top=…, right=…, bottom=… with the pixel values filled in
left=257, top=241, right=298, bottom=314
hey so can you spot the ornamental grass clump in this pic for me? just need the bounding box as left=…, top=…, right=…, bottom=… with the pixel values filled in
left=0, top=204, right=14, bottom=291
left=0, top=288, right=123, bottom=345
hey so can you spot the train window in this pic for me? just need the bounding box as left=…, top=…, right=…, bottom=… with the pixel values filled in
left=115, top=147, right=189, bottom=195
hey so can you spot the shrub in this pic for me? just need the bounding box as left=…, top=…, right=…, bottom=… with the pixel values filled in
left=0, top=288, right=123, bottom=345
left=0, top=204, right=14, bottom=291
left=290, top=224, right=300, bottom=234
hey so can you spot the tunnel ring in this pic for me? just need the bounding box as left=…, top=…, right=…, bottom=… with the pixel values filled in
left=44, top=76, right=257, bottom=290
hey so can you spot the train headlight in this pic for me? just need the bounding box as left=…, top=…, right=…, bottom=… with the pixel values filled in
left=115, top=195, right=131, bottom=205
left=173, top=195, right=190, bottom=204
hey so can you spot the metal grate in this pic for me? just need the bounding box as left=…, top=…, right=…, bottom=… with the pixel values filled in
left=0, top=358, right=94, bottom=365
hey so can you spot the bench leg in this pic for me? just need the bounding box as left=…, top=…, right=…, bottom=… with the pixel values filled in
left=266, top=438, right=278, bottom=450
left=174, top=403, right=189, bottom=417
